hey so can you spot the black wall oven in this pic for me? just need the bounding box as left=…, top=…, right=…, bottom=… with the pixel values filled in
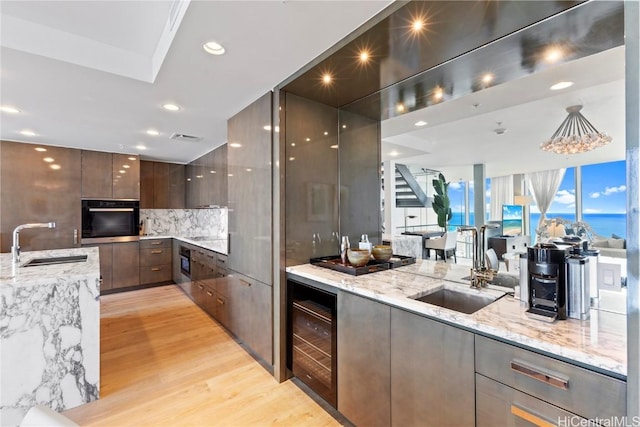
left=81, top=200, right=140, bottom=243
left=179, top=246, right=191, bottom=278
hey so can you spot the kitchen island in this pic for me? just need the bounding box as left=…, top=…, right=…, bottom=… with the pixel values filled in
left=287, top=259, right=627, bottom=426
left=0, top=247, right=100, bottom=426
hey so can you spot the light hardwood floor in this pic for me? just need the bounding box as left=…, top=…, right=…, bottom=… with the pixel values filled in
left=64, top=285, right=341, bottom=427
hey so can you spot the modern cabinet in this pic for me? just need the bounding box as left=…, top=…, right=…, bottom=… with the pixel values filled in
left=81, top=150, right=139, bottom=200
left=475, top=335, right=626, bottom=422
left=140, top=161, right=186, bottom=209
left=227, top=93, right=272, bottom=284
left=83, top=241, right=139, bottom=292
left=337, top=291, right=391, bottom=427
left=139, top=238, right=172, bottom=285
left=1, top=141, right=81, bottom=253
left=390, top=307, right=475, bottom=427
left=185, top=144, right=227, bottom=209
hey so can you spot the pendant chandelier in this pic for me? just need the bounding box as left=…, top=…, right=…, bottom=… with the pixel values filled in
left=540, top=105, right=612, bottom=155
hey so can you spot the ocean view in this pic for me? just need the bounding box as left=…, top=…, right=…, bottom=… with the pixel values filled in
left=449, top=212, right=626, bottom=239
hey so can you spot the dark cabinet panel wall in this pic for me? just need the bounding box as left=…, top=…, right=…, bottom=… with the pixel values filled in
left=227, top=93, right=272, bottom=283
left=81, top=150, right=113, bottom=198
left=1, top=141, right=81, bottom=252
left=338, top=110, right=381, bottom=245
left=185, top=144, right=227, bottom=208
left=140, top=161, right=185, bottom=209
left=284, top=93, right=339, bottom=266
left=81, top=150, right=139, bottom=200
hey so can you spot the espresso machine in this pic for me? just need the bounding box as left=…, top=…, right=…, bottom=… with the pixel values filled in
left=526, top=243, right=570, bottom=322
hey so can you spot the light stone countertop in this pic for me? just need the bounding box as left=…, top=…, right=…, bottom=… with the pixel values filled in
left=0, top=247, right=100, bottom=286
left=286, top=259, right=627, bottom=378
left=140, top=235, right=228, bottom=255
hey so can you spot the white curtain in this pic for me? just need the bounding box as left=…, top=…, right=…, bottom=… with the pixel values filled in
left=527, top=168, right=566, bottom=234
left=489, top=175, right=513, bottom=220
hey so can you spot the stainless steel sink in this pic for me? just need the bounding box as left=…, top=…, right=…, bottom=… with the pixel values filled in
left=22, top=255, right=88, bottom=267
left=411, top=284, right=505, bottom=314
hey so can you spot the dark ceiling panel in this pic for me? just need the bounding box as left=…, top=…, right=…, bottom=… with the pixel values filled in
left=282, top=0, right=588, bottom=108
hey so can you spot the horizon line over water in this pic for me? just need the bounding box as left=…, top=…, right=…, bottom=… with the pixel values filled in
left=449, top=212, right=626, bottom=239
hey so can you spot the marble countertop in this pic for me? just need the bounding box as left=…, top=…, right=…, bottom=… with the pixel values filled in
left=0, top=247, right=100, bottom=287
left=140, top=235, right=228, bottom=255
left=287, top=259, right=627, bottom=377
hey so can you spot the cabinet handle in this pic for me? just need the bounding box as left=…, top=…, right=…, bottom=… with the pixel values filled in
left=510, top=360, right=569, bottom=390
left=206, top=291, right=213, bottom=297
left=216, top=298, right=224, bottom=305
left=151, top=241, right=162, bottom=245
left=239, top=279, right=251, bottom=287
left=207, top=254, right=214, bottom=259
left=74, top=229, right=78, bottom=245
left=510, top=404, right=556, bottom=427
left=151, top=250, right=163, bottom=254
left=198, top=284, right=204, bottom=290
left=151, top=267, right=161, bottom=271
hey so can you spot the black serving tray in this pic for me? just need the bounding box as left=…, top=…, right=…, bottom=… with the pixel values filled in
left=310, top=254, right=415, bottom=275
left=310, top=256, right=390, bottom=276
left=385, top=254, right=416, bottom=269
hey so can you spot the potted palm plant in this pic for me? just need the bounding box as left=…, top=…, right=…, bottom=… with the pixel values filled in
left=432, top=173, right=452, bottom=231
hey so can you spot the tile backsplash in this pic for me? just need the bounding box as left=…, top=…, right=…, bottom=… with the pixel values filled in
left=140, top=208, right=228, bottom=238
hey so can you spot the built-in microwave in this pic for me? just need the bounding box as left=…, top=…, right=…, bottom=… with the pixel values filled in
left=81, top=200, right=140, bottom=243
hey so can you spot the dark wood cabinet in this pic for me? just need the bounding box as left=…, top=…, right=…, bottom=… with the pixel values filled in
left=185, top=144, right=227, bottom=208
left=81, top=150, right=139, bottom=200
left=81, top=150, right=113, bottom=198
left=83, top=243, right=113, bottom=291
left=139, top=238, right=172, bottom=285
left=112, top=241, right=140, bottom=289
left=140, top=161, right=185, bottom=209
left=1, top=141, right=81, bottom=252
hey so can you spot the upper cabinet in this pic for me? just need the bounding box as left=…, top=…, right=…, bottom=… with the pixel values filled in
left=227, top=93, right=272, bottom=283
left=1, top=141, right=82, bottom=252
left=140, top=161, right=185, bottom=209
left=81, top=150, right=139, bottom=199
left=186, top=144, right=228, bottom=209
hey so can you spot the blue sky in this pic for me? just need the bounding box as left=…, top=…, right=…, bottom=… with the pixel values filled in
left=446, top=160, right=626, bottom=215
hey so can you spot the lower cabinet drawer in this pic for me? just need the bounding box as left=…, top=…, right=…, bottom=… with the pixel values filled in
left=140, top=264, right=172, bottom=284
left=475, top=335, right=626, bottom=420
left=140, top=248, right=172, bottom=266
left=476, top=374, right=584, bottom=427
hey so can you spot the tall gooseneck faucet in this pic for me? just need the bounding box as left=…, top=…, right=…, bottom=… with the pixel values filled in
left=12, top=222, right=56, bottom=264
left=458, top=223, right=500, bottom=288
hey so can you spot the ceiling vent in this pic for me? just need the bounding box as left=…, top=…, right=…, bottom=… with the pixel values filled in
left=170, top=133, right=202, bottom=142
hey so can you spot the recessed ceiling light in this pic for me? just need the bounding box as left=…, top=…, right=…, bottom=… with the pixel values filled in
left=359, top=50, right=370, bottom=62
left=187, top=178, right=192, bottom=182
left=146, top=129, right=159, bottom=136
left=228, top=173, right=234, bottom=177
left=550, top=81, right=574, bottom=91
left=389, top=151, right=399, bottom=156
left=20, top=130, right=36, bottom=137
left=135, top=144, right=147, bottom=150
left=203, top=41, right=226, bottom=55
left=1, top=106, right=20, bottom=114
left=43, top=157, right=54, bottom=163
left=50, top=164, right=61, bottom=170
left=210, top=170, right=216, bottom=174
left=229, top=143, right=242, bottom=148
left=544, top=46, right=564, bottom=63
left=414, top=121, right=427, bottom=127
left=481, top=73, right=494, bottom=84
left=322, top=74, right=332, bottom=84
left=162, top=103, right=180, bottom=111
left=291, top=143, right=296, bottom=147
left=412, top=18, right=425, bottom=32
left=324, top=131, right=328, bottom=136
left=305, top=138, right=311, bottom=142
left=342, top=125, right=347, bottom=129
left=35, top=147, right=47, bottom=152
left=246, top=168, right=252, bottom=172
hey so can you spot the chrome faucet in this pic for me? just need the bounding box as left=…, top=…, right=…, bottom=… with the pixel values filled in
left=12, top=222, right=56, bottom=263
left=458, top=223, right=500, bottom=288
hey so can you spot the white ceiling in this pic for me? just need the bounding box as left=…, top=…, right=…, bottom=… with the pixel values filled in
left=0, top=0, right=392, bottom=163
left=381, top=46, right=626, bottom=181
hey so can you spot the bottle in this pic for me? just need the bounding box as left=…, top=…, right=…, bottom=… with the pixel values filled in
left=340, top=236, right=350, bottom=264
left=359, top=234, right=372, bottom=251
